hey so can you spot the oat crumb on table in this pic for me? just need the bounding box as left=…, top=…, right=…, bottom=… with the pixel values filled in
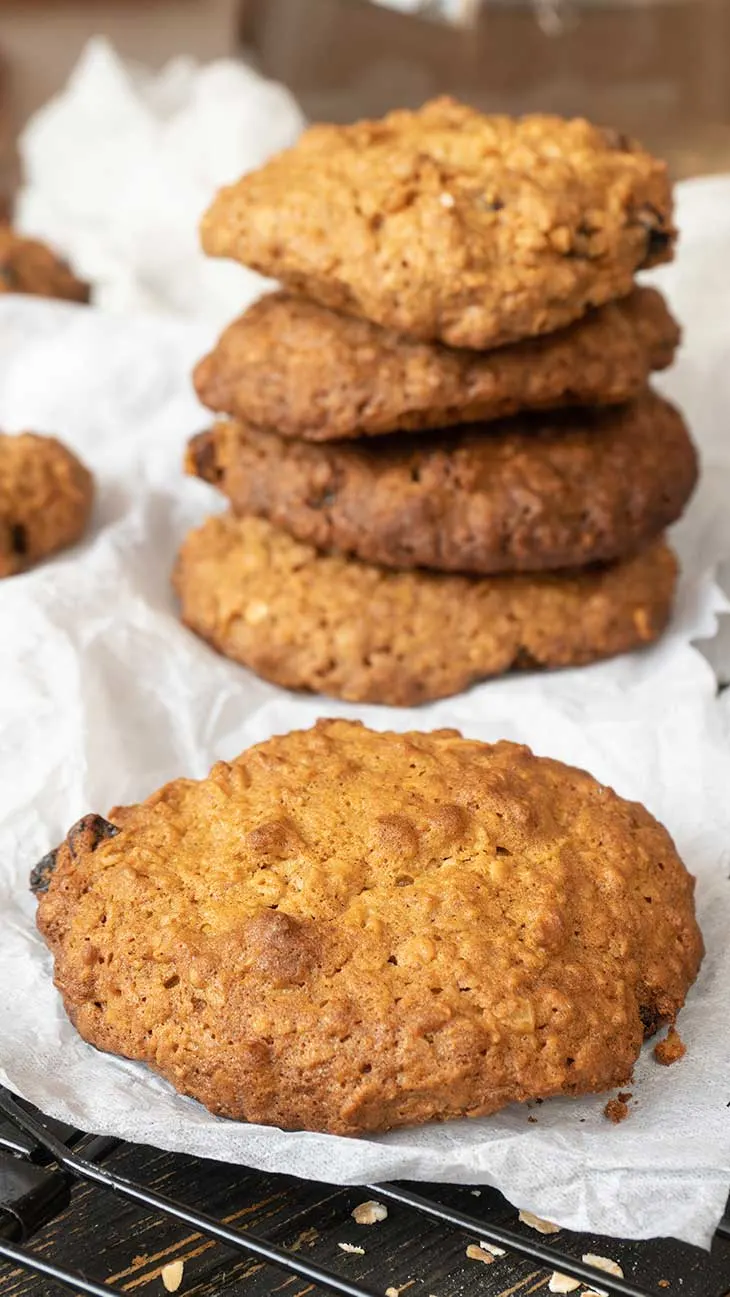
left=519, top=1210, right=560, bottom=1234
left=654, top=1025, right=687, bottom=1065
left=352, top=1200, right=388, bottom=1224
left=582, top=1253, right=624, bottom=1278
left=548, top=1273, right=580, bottom=1293
left=466, top=1243, right=495, bottom=1263
left=479, top=1241, right=506, bottom=1257
left=160, top=1260, right=184, bottom=1293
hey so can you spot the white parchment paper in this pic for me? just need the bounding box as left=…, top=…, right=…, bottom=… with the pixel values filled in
left=1, top=94, right=730, bottom=1242
left=14, top=38, right=304, bottom=324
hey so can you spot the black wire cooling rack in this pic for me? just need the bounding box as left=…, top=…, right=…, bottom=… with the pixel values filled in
left=0, top=1085, right=728, bottom=1297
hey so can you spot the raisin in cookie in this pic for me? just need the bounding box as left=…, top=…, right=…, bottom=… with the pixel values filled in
left=0, top=432, right=94, bottom=577
left=187, top=391, right=696, bottom=575
left=201, top=98, right=674, bottom=349
left=194, top=287, right=679, bottom=441
left=173, top=513, right=677, bottom=705
left=34, top=719, right=702, bottom=1135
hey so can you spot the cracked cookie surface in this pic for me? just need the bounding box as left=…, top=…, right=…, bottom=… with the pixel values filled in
left=201, top=98, right=674, bottom=348
left=35, top=718, right=702, bottom=1135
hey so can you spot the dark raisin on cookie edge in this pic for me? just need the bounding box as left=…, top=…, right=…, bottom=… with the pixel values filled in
left=30, top=814, right=119, bottom=895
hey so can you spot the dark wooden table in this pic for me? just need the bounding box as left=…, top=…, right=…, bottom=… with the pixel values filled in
left=2, top=1134, right=730, bottom=1297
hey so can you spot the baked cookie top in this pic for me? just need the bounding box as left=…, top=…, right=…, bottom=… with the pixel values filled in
left=194, top=287, right=679, bottom=441
left=0, top=227, right=89, bottom=303
left=201, top=98, right=674, bottom=348
left=187, top=390, right=696, bottom=575
left=35, top=718, right=702, bottom=1135
left=0, top=432, right=94, bottom=577
left=174, top=514, right=677, bottom=705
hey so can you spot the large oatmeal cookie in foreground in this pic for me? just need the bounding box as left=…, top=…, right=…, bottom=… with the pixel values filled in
left=201, top=98, right=674, bottom=349
left=172, top=514, right=677, bottom=706
left=34, top=720, right=702, bottom=1136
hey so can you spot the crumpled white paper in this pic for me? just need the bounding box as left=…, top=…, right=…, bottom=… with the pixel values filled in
left=1, top=125, right=730, bottom=1244
left=14, top=38, right=305, bottom=323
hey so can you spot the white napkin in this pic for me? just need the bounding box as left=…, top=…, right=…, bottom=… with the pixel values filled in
left=14, top=38, right=305, bottom=324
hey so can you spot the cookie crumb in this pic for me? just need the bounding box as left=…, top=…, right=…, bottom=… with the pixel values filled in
left=519, top=1209, right=560, bottom=1234
left=618, top=1091, right=633, bottom=1103
left=353, top=1200, right=388, bottom=1225
left=470, top=1189, right=482, bottom=1196
left=466, top=1244, right=494, bottom=1264
left=339, top=1242, right=365, bottom=1255
left=479, top=1241, right=506, bottom=1257
left=659, top=1281, right=670, bottom=1289
left=289, top=1226, right=319, bottom=1251
left=604, top=1096, right=630, bottom=1124
left=654, top=1026, right=686, bottom=1065
left=161, top=1261, right=184, bottom=1293
left=528, top=1114, right=538, bottom=1123
left=582, top=1253, right=624, bottom=1279
left=548, top=1273, right=580, bottom=1293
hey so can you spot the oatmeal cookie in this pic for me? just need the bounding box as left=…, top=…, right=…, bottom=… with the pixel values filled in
left=193, top=288, right=679, bottom=441
left=187, top=391, right=696, bottom=575
left=0, top=432, right=94, bottom=577
left=172, top=513, right=677, bottom=705
left=201, top=98, right=674, bottom=349
left=34, top=719, right=702, bottom=1135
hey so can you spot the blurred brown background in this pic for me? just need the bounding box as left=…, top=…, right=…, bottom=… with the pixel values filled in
left=0, top=0, right=728, bottom=207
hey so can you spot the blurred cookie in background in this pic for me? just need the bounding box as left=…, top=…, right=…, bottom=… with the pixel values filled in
left=0, top=431, right=94, bottom=577
left=0, top=226, right=89, bottom=303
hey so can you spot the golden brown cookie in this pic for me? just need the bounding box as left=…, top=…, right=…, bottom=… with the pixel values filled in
left=0, top=227, right=89, bottom=303
left=0, top=433, right=94, bottom=577
left=33, top=718, right=703, bottom=1136
left=201, top=99, right=674, bottom=349
left=187, top=391, right=696, bottom=576
left=193, top=288, right=679, bottom=441
left=173, top=513, right=677, bottom=706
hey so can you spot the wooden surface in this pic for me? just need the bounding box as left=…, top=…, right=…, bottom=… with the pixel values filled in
left=1, top=1142, right=730, bottom=1297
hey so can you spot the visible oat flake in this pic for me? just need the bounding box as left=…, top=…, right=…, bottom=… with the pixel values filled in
left=439, top=192, right=455, bottom=208
left=466, top=1243, right=495, bottom=1264
left=244, top=599, right=270, bottom=625
left=548, top=1273, right=580, bottom=1293
left=161, top=1260, right=184, bottom=1293
left=582, top=1253, right=624, bottom=1279
left=352, top=1200, right=388, bottom=1225
left=519, top=1209, right=560, bottom=1234
left=479, top=1240, right=506, bottom=1257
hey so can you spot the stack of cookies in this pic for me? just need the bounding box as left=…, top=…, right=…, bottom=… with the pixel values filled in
left=177, top=98, right=697, bottom=706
